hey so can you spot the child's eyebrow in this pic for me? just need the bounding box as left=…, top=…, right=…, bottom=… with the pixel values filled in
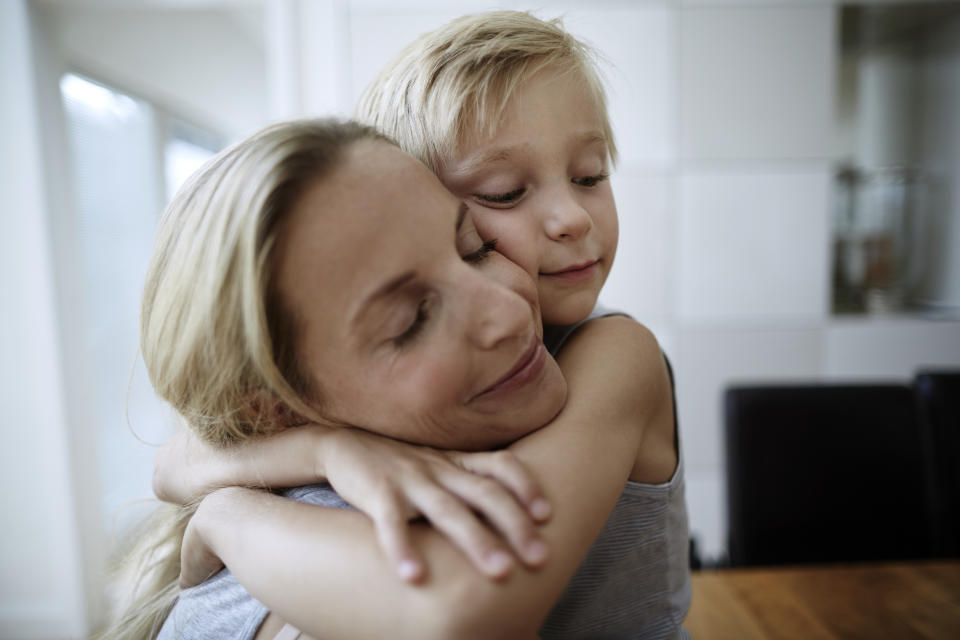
left=572, top=131, right=608, bottom=150
left=452, top=144, right=529, bottom=175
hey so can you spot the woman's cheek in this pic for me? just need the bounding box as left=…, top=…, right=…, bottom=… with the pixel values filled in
left=404, top=357, right=472, bottom=412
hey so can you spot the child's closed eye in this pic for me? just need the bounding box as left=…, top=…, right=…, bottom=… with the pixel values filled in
left=475, top=187, right=526, bottom=207
left=572, top=172, right=609, bottom=188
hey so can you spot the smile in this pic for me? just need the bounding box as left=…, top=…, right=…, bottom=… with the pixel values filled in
left=540, top=260, right=599, bottom=284
left=471, top=338, right=547, bottom=401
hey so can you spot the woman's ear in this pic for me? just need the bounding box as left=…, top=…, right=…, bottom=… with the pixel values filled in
left=244, top=390, right=307, bottom=432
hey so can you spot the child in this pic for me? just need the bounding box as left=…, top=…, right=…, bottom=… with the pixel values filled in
left=150, top=10, right=689, bottom=640
left=357, top=11, right=690, bottom=637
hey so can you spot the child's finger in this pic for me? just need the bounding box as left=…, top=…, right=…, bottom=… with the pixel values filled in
left=455, top=450, right=552, bottom=522
left=442, top=471, right=549, bottom=569
left=372, top=501, right=426, bottom=584
left=411, top=484, right=515, bottom=580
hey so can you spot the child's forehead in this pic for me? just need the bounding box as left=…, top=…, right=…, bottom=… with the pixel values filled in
left=452, top=65, right=611, bottom=153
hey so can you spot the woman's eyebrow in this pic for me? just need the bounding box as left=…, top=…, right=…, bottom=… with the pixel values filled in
left=353, top=271, right=416, bottom=327
left=353, top=202, right=465, bottom=328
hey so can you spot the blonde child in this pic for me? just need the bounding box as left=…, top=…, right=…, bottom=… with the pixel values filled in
left=356, top=10, right=690, bottom=637
left=148, top=10, right=689, bottom=640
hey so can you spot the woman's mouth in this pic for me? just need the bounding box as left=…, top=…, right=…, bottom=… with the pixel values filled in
left=471, top=338, right=547, bottom=401
left=540, top=260, right=599, bottom=284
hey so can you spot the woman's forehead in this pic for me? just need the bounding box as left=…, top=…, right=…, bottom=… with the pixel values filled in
left=274, top=142, right=461, bottom=324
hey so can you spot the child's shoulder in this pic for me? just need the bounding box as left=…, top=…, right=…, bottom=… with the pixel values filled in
left=554, top=313, right=665, bottom=396
left=557, top=311, right=661, bottom=362
left=544, top=306, right=659, bottom=356
left=566, top=315, right=678, bottom=484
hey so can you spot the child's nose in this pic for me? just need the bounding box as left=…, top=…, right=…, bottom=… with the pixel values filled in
left=542, top=187, right=592, bottom=241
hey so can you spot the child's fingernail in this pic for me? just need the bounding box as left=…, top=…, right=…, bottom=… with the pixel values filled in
left=485, top=551, right=513, bottom=575
left=397, top=560, right=421, bottom=581
left=525, top=540, right=548, bottom=564
left=530, top=498, right=551, bottom=520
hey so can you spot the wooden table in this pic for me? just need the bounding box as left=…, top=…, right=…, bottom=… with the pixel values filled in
left=685, top=560, right=960, bottom=639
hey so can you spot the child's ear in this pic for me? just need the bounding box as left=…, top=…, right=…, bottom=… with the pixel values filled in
left=244, top=390, right=307, bottom=432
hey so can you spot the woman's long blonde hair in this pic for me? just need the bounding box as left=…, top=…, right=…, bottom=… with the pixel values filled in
left=101, top=119, right=389, bottom=639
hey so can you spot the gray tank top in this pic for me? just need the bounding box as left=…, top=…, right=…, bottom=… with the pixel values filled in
left=159, top=307, right=692, bottom=639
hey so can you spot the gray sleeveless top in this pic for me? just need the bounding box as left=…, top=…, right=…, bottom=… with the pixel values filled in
left=159, top=307, right=692, bottom=639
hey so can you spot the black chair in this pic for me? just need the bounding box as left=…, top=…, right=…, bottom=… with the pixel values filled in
left=724, top=384, right=936, bottom=567
left=914, top=371, right=960, bottom=557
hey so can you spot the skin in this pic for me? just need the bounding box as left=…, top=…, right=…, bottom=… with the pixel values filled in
left=440, top=65, right=619, bottom=327
left=274, top=140, right=567, bottom=451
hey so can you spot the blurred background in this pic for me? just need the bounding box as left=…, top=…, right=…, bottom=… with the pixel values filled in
left=3, top=0, right=959, bottom=636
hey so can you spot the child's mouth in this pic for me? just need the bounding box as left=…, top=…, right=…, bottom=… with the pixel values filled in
left=541, top=260, right=599, bottom=284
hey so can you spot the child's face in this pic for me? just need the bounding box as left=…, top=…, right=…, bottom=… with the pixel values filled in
left=439, top=65, right=619, bottom=326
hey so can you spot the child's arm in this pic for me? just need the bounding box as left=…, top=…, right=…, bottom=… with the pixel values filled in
left=182, top=317, right=673, bottom=639
left=155, top=423, right=552, bottom=581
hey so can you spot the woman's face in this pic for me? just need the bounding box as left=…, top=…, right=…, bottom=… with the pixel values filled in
left=274, top=140, right=568, bottom=450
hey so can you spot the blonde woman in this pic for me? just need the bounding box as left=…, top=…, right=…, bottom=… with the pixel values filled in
left=113, top=118, right=672, bottom=639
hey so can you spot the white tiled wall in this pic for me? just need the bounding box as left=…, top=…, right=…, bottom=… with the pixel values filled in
left=601, top=171, right=672, bottom=324
left=679, top=4, right=836, bottom=160
left=346, top=7, right=477, bottom=108
left=676, top=168, right=832, bottom=323
left=825, top=317, right=960, bottom=379
left=555, top=4, right=677, bottom=169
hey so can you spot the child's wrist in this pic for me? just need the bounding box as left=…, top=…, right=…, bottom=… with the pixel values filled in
left=305, top=423, right=339, bottom=484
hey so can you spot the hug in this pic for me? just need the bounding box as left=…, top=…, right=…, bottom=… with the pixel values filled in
left=104, top=11, right=690, bottom=640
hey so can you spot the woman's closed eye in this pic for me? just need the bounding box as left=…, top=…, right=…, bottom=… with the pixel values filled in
left=390, top=236, right=493, bottom=348
left=461, top=239, right=497, bottom=264
left=393, top=298, right=430, bottom=347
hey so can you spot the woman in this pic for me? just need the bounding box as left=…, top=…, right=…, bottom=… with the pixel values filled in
left=110, top=118, right=672, bottom=639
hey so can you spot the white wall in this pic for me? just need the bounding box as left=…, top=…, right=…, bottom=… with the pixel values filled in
left=1, top=2, right=91, bottom=636
left=2, top=2, right=271, bottom=637
left=39, top=1, right=268, bottom=141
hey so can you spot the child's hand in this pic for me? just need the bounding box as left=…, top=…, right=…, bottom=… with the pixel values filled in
left=322, top=428, right=552, bottom=583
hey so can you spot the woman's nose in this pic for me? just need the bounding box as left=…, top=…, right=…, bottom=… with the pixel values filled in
left=542, top=186, right=592, bottom=241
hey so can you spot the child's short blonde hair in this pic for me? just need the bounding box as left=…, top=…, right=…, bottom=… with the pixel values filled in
left=356, top=10, right=617, bottom=172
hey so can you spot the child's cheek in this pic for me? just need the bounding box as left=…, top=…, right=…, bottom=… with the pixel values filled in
left=470, top=209, right=540, bottom=279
